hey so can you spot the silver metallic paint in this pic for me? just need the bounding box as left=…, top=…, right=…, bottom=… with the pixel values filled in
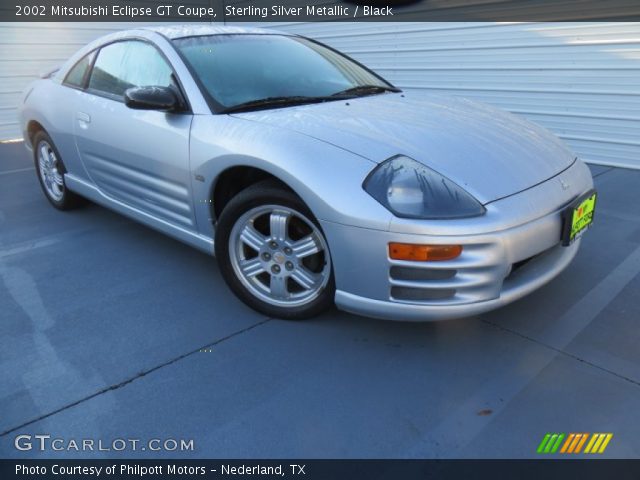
left=236, top=93, right=578, bottom=204
left=20, top=25, right=594, bottom=321
left=74, top=95, right=195, bottom=227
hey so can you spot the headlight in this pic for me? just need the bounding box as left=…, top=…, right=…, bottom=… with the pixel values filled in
left=363, top=156, right=486, bottom=219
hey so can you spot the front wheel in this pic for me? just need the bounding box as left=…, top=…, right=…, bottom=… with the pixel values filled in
left=215, top=181, right=334, bottom=320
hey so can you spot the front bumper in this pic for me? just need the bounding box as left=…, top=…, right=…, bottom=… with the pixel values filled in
left=334, top=240, right=579, bottom=321
left=321, top=160, right=593, bottom=321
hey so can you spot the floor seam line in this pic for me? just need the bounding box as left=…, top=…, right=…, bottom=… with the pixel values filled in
left=0, top=317, right=273, bottom=437
left=592, top=167, right=615, bottom=178
left=482, top=319, right=640, bottom=388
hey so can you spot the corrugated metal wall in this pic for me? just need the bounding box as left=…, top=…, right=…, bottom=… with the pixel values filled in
left=1, top=21, right=639, bottom=169
left=0, top=21, right=183, bottom=140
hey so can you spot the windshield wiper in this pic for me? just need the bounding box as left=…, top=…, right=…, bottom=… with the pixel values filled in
left=221, top=96, right=332, bottom=114
left=220, top=86, right=400, bottom=113
left=331, top=85, right=401, bottom=97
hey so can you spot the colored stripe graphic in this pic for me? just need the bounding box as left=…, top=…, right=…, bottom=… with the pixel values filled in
left=537, top=433, right=565, bottom=454
left=538, top=433, right=613, bottom=454
left=585, top=433, right=613, bottom=454
left=598, top=434, right=613, bottom=453
left=584, top=433, right=599, bottom=453
left=560, top=433, right=575, bottom=453
left=537, top=434, right=552, bottom=453
left=568, top=433, right=582, bottom=453
left=545, top=434, right=559, bottom=453
left=550, top=434, right=565, bottom=453
left=584, top=433, right=601, bottom=453
left=574, top=433, right=589, bottom=453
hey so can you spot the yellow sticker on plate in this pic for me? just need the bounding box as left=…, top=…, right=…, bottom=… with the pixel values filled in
left=570, top=192, right=596, bottom=242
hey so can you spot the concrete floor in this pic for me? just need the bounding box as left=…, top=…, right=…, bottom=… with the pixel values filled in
left=0, top=142, right=638, bottom=459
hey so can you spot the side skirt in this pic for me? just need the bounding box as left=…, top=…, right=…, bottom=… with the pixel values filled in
left=65, top=174, right=215, bottom=256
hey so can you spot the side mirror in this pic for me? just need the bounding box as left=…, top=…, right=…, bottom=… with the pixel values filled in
left=124, top=86, right=179, bottom=111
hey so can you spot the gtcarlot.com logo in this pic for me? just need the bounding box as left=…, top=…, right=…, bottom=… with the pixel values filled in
left=14, top=434, right=194, bottom=452
left=537, top=433, right=613, bottom=454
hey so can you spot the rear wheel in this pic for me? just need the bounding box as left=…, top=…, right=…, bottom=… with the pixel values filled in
left=33, top=131, right=84, bottom=210
left=215, top=181, right=334, bottom=319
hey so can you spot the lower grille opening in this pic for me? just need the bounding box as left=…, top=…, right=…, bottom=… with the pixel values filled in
left=508, top=246, right=554, bottom=279
left=390, top=266, right=457, bottom=281
left=391, top=287, right=456, bottom=301
left=511, top=256, right=535, bottom=273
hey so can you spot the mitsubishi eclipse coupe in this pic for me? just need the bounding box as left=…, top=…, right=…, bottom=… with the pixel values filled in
left=20, top=25, right=597, bottom=321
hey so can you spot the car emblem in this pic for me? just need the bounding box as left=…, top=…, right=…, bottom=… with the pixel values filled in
left=273, top=252, right=286, bottom=264
left=560, top=180, right=570, bottom=190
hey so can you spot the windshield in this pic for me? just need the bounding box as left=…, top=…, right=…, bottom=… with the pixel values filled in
left=173, top=34, right=396, bottom=111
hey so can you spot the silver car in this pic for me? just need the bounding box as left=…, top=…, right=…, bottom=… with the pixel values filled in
left=20, top=25, right=597, bottom=321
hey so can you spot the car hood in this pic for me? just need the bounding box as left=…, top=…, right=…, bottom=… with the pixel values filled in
left=232, top=92, right=576, bottom=204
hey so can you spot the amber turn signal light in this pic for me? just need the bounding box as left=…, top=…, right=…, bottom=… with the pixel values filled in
left=388, top=243, right=462, bottom=262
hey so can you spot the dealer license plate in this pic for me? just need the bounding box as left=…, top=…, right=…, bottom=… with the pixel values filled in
left=561, top=189, right=597, bottom=246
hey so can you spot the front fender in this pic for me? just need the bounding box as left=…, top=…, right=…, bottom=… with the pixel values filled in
left=189, top=115, right=393, bottom=238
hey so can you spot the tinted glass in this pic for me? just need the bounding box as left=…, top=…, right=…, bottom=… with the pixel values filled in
left=174, top=34, right=390, bottom=108
left=88, top=41, right=173, bottom=98
left=63, top=51, right=95, bottom=88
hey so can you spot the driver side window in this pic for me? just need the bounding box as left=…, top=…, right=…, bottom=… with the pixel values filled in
left=88, top=40, right=173, bottom=99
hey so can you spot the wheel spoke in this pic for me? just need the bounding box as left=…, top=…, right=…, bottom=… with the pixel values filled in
left=39, top=146, right=49, bottom=168
left=240, top=258, right=264, bottom=278
left=52, top=169, right=64, bottom=186
left=47, top=150, right=57, bottom=167
left=290, top=266, right=320, bottom=290
left=240, top=224, right=267, bottom=252
left=270, top=211, right=290, bottom=242
left=270, top=275, right=288, bottom=298
left=51, top=183, right=64, bottom=197
left=291, top=234, right=321, bottom=258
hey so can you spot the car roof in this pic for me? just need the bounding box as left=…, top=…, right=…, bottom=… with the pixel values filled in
left=140, top=24, right=291, bottom=40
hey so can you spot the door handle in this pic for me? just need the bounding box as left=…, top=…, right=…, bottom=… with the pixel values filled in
left=77, top=112, right=91, bottom=123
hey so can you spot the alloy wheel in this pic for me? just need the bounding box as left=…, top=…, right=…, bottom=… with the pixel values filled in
left=228, top=205, right=331, bottom=308
left=37, top=140, right=64, bottom=202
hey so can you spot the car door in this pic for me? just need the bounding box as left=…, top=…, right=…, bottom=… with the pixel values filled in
left=74, top=39, right=196, bottom=229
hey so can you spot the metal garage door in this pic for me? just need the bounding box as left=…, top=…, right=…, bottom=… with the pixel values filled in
left=0, top=21, right=183, bottom=141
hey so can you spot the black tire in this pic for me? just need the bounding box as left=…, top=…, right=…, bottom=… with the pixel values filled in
left=215, top=180, right=335, bottom=320
left=33, top=130, right=85, bottom=210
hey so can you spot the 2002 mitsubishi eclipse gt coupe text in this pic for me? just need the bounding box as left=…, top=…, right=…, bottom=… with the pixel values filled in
left=20, top=25, right=597, bottom=321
